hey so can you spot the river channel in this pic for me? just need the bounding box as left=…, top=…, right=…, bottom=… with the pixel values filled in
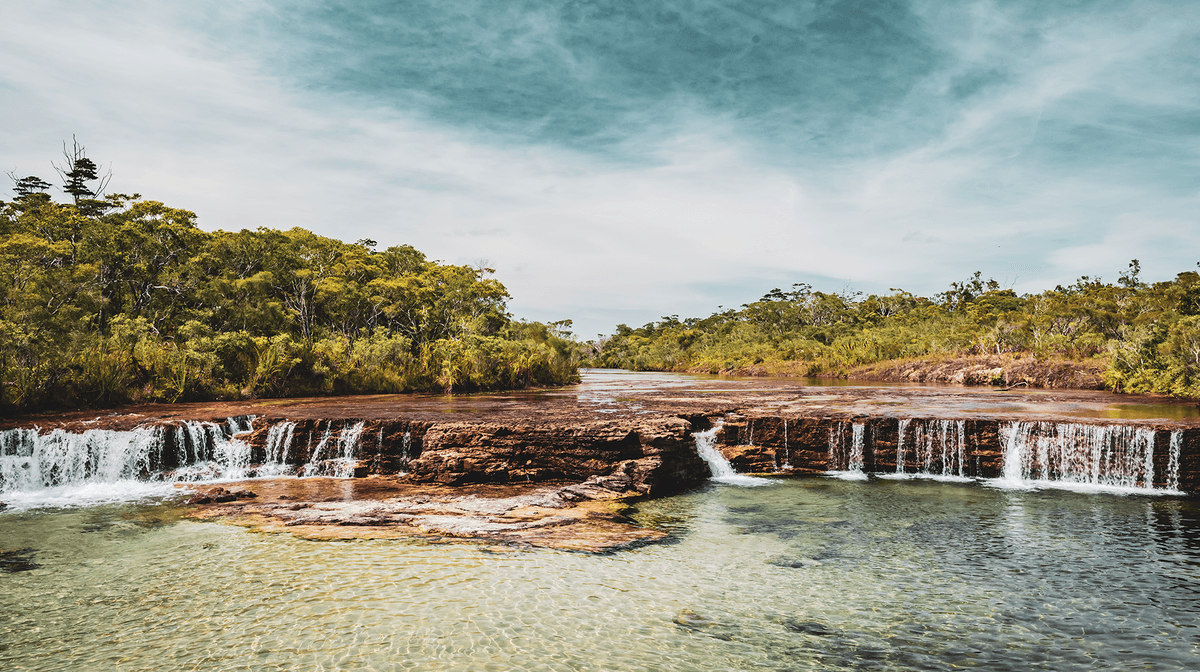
left=2, top=371, right=1199, bottom=670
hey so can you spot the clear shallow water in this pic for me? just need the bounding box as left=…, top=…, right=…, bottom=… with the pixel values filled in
left=3, top=479, right=1199, bottom=671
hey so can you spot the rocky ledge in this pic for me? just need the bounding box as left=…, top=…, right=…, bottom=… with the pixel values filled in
left=183, top=472, right=669, bottom=553
left=6, top=373, right=1199, bottom=551
left=178, top=414, right=711, bottom=552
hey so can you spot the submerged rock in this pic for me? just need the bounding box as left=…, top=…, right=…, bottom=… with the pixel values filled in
left=672, top=609, right=736, bottom=641
left=0, top=548, right=39, bottom=573
left=767, top=555, right=822, bottom=569
left=780, top=618, right=836, bottom=636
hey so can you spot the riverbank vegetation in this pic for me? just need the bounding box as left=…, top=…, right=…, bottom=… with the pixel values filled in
left=591, top=264, right=1200, bottom=398
left=1, top=145, right=579, bottom=413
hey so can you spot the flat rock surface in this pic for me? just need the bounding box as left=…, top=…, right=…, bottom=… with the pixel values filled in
left=182, top=477, right=667, bottom=553
left=6, top=369, right=1198, bottom=432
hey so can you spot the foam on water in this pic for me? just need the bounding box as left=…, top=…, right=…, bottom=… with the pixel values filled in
left=0, top=480, right=184, bottom=511
left=0, top=416, right=280, bottom=509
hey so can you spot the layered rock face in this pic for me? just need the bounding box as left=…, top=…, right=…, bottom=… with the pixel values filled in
left=407, top=417, right=707, bottom=495
left=714, top=415, right=1199, bottom=492
left=5, top=379, right=1200, bottom=551
left=235, top=416, right=710, bottom=496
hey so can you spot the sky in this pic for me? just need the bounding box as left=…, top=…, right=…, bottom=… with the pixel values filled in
left=3, top=0, right=1200, bottom=339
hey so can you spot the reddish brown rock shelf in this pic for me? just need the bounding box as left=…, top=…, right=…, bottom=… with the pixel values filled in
left=5, top=372, right=1199, bottom=551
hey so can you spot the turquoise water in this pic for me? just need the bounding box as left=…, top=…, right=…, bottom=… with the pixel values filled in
left=3, top=478, right=1198, bottom=671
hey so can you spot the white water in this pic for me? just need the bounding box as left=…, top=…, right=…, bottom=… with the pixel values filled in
left=1, top=426, right=165, bottom=493
left=827, top=422, right=868, bottom=481
left=300, top=424, right=333, bottom=477
left=895, top=418, right=910, bottom=474
left=996, top=421, right=1165, bottom=493
left=0, top=418, right=259, bottom=510
left=887, top=418, right=971, bottom=482
left=850, top=424, right=865, bottom=473
left=260, top=422, right=298, bottom=476
left=693, top=423, right=771, bottom=487
left=333, top=422, right=366, bottom=478
left=300, top=422, right=365, bottom=478
left=1168, top=430, right=1183, bottom=493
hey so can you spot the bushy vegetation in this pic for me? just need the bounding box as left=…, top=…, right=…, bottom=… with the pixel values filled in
left=592, top=264, right=1200, bottom=398
left=1, top=144, right=580, bottom=413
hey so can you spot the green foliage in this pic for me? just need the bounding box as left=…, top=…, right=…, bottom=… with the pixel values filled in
left=1, top=152, right=580, bottom=413
left=591, top=266, right=1200, bottom=398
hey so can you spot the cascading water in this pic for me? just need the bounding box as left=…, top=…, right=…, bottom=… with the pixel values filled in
left=890, top=419, right=969, bottom=481
left=850, top=424, right=865, bottom=472
left=827, top=422, right=867, bottom=480
left=693, top=422, right=769, bottom=487
left=1, top=427, right=164, bottom=493
left=171, top=420, right=254, bottom=482
left=301, top=424, right=334, bottom=477
left=333, top=422, right=366, bottom=478
left=301, top=422, right=365, bottom=478
left=260, top=422, right=298, bottom=476
left=1168, top=430, right=1183, bottom=493
left=0, top=417, right=257, bottom=509
left=999, top=421, right=1164, bottom=492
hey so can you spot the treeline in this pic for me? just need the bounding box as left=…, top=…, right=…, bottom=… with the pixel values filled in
left=1, top=145, right=579, bottom=412
left=592, top=264, right=1200, bottom=398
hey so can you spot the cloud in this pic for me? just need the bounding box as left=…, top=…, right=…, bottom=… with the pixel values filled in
left=3, top=0, right=1200, bottom=338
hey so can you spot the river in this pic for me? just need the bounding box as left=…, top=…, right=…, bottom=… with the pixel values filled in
left=2, top=371, right=1199, bottom=670
left=3, top=477, right=1198, bottom=670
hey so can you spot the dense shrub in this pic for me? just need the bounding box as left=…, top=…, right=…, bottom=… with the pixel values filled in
left=1, top=161, right=581, bottom=412
left=592, top=266, right=1200, bottom=398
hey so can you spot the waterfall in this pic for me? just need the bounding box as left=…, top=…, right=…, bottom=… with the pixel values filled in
left=0, top=417, right=255, bottom=509
left=827, top=422, right=867, bottom=480
left=1, top=426, right=163, bottom=493
left=260, top=422, right=298, bottom=476
left=1168, top=431, right=1183, bottom=493
left=849, top=424, right=865, bottom=473
left=301, top=424, right=334, bottom=477
left=301, top=422, right=364, bottom=478
left=333, top=422, right=366, bottom=478
left=886, top=419, right=969, bottom=481
left=999, top=421, right=1164, bottom=492
left=693, top=422, right=769, bottom=487
left=0, top=416, right=381, bottom=510
left=748, top=420, right=754, bottom=446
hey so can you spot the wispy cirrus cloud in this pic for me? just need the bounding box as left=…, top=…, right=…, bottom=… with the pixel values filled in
left=3, top=0, right=1199, bottom=337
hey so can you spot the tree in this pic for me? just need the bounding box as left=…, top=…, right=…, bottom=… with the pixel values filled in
left=52, top=137, right=111, bottom=213
left=8, top=175, right=53, bottom=203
